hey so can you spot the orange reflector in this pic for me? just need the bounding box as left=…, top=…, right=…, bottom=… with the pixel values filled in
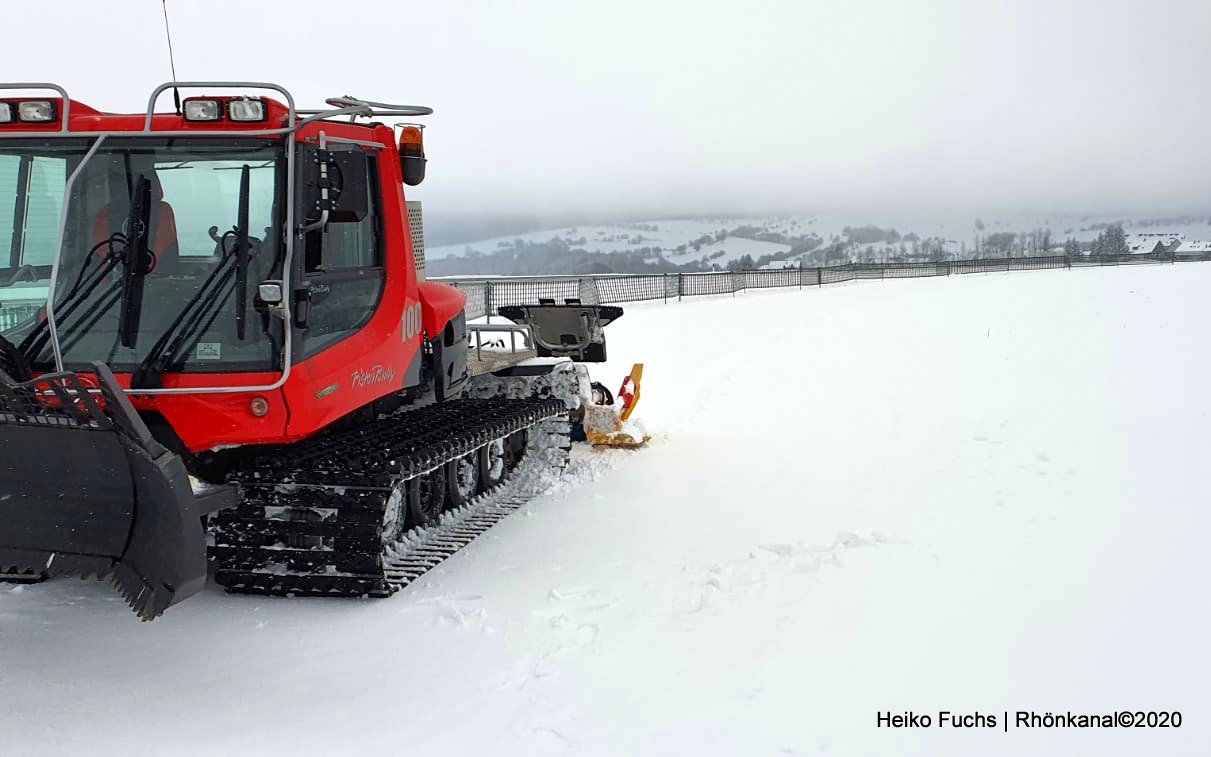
left=399, top=126, right=424, bottom=156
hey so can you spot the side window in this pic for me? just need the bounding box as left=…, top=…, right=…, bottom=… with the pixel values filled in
left=299, top=149, right=384, bottom=356
left=23, top=158, right=66, bottom=265
left=0, top=155, right=17, bottom=266
left=1, top=154, right=66, bottom=268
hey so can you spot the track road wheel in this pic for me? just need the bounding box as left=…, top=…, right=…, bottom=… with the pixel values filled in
left=381, top=484, right=407, bottom=542
left=506, top=430, right=528, bottom=470
left=407, top=469, right=447, bottom=529
left=445, top=451, right=481, bottom=509
left=480, top=438, right=508, bottom=489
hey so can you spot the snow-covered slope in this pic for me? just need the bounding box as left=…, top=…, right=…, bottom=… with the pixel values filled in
left=3, top=266, right=1210, bottom=756
left=664, top=234, right=791, bottom=266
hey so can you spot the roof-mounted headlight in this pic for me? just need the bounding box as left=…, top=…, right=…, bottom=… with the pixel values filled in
left=17, top=101, right=55, bottom=122
left=0, top=103, right=12, bottom=123
left=228, top=98, right=266, bottom=122
left=183, top=98, right=222, bottom=122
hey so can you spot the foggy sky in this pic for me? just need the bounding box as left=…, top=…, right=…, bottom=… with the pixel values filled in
left=6, top=0, right=1210, bottom=219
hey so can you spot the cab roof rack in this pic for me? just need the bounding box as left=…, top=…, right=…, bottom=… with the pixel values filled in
left=0, top=81, right=431, bottom=138
left=297, top=96, right=433, bottom=121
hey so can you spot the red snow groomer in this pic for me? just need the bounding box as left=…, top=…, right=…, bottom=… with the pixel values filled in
left=0, top=82, right=643, bottom=619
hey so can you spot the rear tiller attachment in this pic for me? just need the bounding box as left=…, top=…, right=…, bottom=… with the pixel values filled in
left=498, top=301, right=623, bottom=362
left=583, top=363, right=649, bottom=449
left=498, top=301, right=648, bottom=449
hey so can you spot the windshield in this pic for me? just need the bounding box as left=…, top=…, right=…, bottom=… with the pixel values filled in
left=0, top=138, right=285, bottom=376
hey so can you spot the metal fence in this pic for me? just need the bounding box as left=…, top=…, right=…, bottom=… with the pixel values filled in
left=437, top=249, right=1211, bottom=321
left=2, top=251, right=1204, bottom=330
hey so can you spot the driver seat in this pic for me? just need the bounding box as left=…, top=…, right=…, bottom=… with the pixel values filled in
left=91, top=173, right=180, bottom=274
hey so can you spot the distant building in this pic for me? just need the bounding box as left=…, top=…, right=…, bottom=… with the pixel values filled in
left=1129, top=239, right=1167, bottom=255
left=1127, top=232, right=1182, bottom=255
left=1176, top=239, right=1211, bottom=255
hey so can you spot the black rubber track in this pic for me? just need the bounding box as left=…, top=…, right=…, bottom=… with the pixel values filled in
left=213, top=397, right=569, bottom=598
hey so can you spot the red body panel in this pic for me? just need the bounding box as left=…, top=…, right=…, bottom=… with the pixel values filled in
left=8, top=97, right=466, bottom=453
left=418, top=280, right=467, bottom=338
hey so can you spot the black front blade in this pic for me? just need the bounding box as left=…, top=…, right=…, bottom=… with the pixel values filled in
left=0, top=364, right=226, bottom=619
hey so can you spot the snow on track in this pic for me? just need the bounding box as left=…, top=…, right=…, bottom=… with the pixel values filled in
left=3, top=266, right=1210, bottom=756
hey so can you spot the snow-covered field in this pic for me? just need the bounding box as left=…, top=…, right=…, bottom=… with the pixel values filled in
left=3, top=265, right=1210, bottom=756
left=665, top=234, right=791, bottom=266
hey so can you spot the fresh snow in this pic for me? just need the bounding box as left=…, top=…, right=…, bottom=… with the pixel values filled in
left=3, top=265, right=1210, bottom=755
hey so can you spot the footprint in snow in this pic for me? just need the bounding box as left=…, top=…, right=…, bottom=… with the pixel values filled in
left=835, top=530, right=868, bottom=549
left=574, top=624, right=598, bottom=647
left=436, top=604, right=492, bottom=631
left=414, top=593, right=484, bottom=605
left=791, top=555, right=822, bottom=575
left=497, top=654, right=548, bottom=691
left=687, top=531, right=908, bottom=613
left=529, top=727, right=574, bottom=751
left=759, top=543, right=796, bottom=558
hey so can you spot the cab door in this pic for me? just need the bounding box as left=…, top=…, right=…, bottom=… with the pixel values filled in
left=294, top=144, right=385, bottom=359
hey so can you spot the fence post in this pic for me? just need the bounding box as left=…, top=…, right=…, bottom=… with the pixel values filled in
left=678, top=272, right=683, bottom=302
left=485, top=280, right=493, bottom=323
left=799, top=261, right=803, bottom=289
left=817, top=267, right=822, bottom=287
left=662, top=273, right=668, bottom=304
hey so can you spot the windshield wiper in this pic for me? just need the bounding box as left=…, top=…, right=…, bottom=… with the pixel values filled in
left=17, top=177, right=146, bottom=366
left=118, top=175, right=153, bottom=349
left=17, top=238, right=124, bottom=363
left=233, top=164, right=251, bottom=341
left=130, top=165, right=254, bottom=389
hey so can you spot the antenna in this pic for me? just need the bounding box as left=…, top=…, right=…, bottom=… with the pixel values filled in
left=161, top=0, right=181, bottom=114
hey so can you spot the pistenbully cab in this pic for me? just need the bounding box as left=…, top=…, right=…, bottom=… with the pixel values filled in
left=0, top=83, right=643, bottom=619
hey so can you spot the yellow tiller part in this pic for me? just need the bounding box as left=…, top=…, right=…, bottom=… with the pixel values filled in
left=585, top=364, right=649, bottom=448
left=619, top=363, right=643, bottom=422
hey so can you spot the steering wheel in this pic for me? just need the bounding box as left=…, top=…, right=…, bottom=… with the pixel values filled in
left=211, top=225, right=263, bottom=260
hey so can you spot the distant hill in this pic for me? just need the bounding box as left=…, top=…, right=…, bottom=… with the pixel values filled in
left=424, top=213, right=1211, bottom=276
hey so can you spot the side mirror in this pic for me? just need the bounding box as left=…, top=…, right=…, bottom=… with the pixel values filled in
left=257, top=281, right=283, bottom=304
left=303, top=147, right=369, bottom=225
left=328, top=150, right=369, bottom=223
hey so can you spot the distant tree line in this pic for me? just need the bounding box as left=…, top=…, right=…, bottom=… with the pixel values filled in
left=1089, top=224, right=1128, bottom=256
left=427, top=237, right=710, bottom=277
left=430, top=219, right=1144, bottom=277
